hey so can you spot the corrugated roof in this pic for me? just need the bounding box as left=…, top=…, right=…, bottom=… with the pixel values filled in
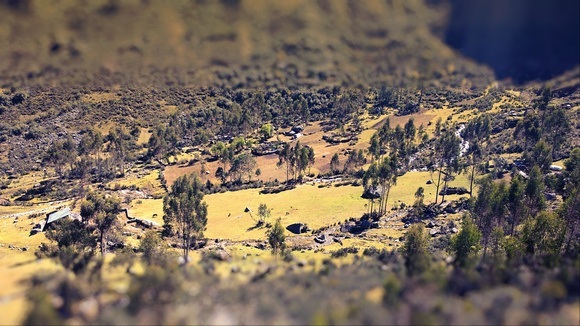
left=46, top=207, right=71, bottom=225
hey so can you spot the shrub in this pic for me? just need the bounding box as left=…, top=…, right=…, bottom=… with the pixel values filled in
left=402, top=224, right=430, bottom=276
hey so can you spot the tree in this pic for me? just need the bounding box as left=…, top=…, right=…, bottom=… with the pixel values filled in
left=473, top=177, right=507, bottom=257
left=450, top=215, right=482, bottom=269
left=107, top=126, right=135, bottom=177
left=402, top=224, right=430, bottom=276
left=258, top=203, right=271, bottom=224
left=439, top=130, right=461, bottom=203
left=463, top=115, right=491, bottom=196
left=78, top=128, right=103, bottom=179
left=295, top=144, right=314, bottom=180
left=559, top=189, right=579, bottom=256
left=80, top=192, right=122, bottom=256
left=45, top=136, right=77, bottom=179
left=413, top=187, right=425, bottom=214
left=525, top=140, right=552, bottom=173
left=278, top=142, right=293, bottom=183
left=330, top=153, right=340, bottom=175
left=139, top=230, right=165, bottom=266
left=521, top=211, right=565, bottom=267
left=377, top=155, right=398, bottom=216
left=229, top=153, right=256, bottom=182
left=525, top=165, right=546, bottom=218
left=542, top=108, right=571, bottom=157
left=259, top=123, right=274, bottom=142
left=506, top=175, right=525, bottom=236
left=404, top=118, right=416, bottom=141
left=268, top=218, right=286, bottom=255
left=163, top=174, right=208, bottom=262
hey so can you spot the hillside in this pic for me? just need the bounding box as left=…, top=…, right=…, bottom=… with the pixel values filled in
left=0, top=0, right=493, bottom=88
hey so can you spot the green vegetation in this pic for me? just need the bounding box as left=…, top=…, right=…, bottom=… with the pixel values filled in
left=163, top=174, right=208, bottom=261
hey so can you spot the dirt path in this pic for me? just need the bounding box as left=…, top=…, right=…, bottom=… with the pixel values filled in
left=0, top=200, right=71, bottom=219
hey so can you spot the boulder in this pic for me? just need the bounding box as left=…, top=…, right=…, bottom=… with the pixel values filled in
left=429, top=228, right=440, bottom=236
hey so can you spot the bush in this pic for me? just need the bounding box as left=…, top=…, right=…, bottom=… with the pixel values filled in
left=330, top=246, right=359, bottom=258
left=268, top=218, right=286, bottom=255
left=402, top=224, right=430, bottom=276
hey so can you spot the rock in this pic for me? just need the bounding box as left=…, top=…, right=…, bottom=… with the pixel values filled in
left=549, top=165, right=563, bottom=172
left=427, top=221, right=435, bottom=228
left=314, top=234, right=326, bottom=244
left=429, top=228, right=440, bottom=236
left=254, top=242, right=266, bottom=250
left=451, top=227, right=459, bottom=234
left=213, top=250, right=231, bottom=262
left=297, top=260, right=306, bottom=267
left=231, top=265, right=240, bottom=273
left=78, top=297, right=99, bottom=321
left=544, top=192, right=557, bottom=201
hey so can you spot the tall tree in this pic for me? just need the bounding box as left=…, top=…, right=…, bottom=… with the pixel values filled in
left=524, top=165, right=546, bottom=218
left=439, top=130, right=461, bottom=203
left=78, top=128, right=103, bottom=179
left=80, top=192, right=122, bottom=256
left=462, top=115, right=491, bottom=197
left=330, top=153, right=340, bottom=175
left=450, top=214, right=482, bottom=269
left=163, top=174, right=208, bottom=262
left=107, top=126, right=135, bottom=177
left=278, top=142, right=293, bottom=183
left=506, top=175, right=526, bottom=236
left=521, top=211, right=565, bottom=267
left=473, top=177, right=507, bottom=257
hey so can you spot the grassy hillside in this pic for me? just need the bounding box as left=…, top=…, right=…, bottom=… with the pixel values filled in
left=0, top=0, right=492, bottom=87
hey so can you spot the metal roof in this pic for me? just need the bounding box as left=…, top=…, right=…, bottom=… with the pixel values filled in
left=45, top=207, right=71, bottom=225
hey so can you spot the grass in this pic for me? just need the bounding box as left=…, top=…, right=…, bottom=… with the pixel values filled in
left=128, top=198, right=164, bottom=223
left=108, top=170, right=164, bottom=197
left=150, top=168, right=473, bottom=245
left=0, top=214, right=62, bottom=325
left=203, top=183, right=367, bottom=241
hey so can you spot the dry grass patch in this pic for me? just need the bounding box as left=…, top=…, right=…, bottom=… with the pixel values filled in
left=0, top=215, right=62, bottom=325
left=136, top=128, right=151, bottom=145
left=110, top=170, right=164, bottom=197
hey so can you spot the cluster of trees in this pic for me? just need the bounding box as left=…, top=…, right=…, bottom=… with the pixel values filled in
left=162, top=174, right=208, bottom=261
left=362, top=117, right=422, bottom=216
left=369, top=117, right=420, bottom=170
left=277, top=141, right=315, bottom=182
left=45, top=126, right=139, bottom=182
left=210, top=139, right=257, bottom=184
left=514, top=87, right=572, bottom=161
left=403, top=151, right=579, bottom=280
left=461, top=114, right=491, bottom=196
left=429, top=129, right=462, bottom=204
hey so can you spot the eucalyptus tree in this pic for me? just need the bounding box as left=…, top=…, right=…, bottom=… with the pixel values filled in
left=163, top=174, right=208, bottom=262
left=80, top=191, right=122, bottom=256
